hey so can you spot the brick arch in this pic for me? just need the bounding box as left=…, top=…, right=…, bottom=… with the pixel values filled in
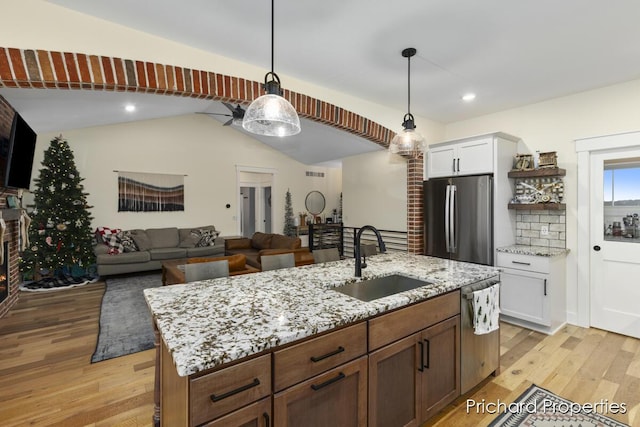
left=0, top=47, right=396, bottom=148
left=0, top=47, right=423, bottom=254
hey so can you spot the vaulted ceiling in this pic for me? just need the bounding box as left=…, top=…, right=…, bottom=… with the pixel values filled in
left=3, top=0, right=640, bottom=165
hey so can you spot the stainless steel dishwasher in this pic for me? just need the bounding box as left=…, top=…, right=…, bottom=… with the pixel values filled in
left=460, top=277, right=500, bottom=394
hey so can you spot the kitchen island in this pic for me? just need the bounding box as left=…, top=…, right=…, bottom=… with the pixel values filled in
left=145, top=253, right=499, bottom=426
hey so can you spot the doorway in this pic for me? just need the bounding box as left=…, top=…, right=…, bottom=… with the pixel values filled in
left=576, top=132, right=640, bottom=339
left=236, top=166, right=276, bottom=238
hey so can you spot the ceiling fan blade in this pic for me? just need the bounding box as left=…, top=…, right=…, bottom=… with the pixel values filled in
left=197, top=112, right=232, bottom=118
left=222, top=102, right=235, bottom=112
left=223, top=118, right=234, bottom=126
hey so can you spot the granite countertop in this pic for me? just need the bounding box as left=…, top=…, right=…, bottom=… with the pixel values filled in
left=496, top=244, right=570, bottom=257
left=144, top=252, right=499, bottom=377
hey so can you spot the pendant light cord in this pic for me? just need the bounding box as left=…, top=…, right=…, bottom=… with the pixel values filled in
left=271, top=0, right=275, bottom=75
left=407, top=53, right=411, bottom=116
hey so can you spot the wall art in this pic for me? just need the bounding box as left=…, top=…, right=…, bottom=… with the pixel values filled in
left=117, top=171, right=184, bottom=212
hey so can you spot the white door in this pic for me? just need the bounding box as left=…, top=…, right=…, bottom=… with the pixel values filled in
left=590, top=148, right=640, bottom=339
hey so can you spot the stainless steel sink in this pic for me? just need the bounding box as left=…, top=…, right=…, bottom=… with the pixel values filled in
left=333, top=274, right=432, bottom=302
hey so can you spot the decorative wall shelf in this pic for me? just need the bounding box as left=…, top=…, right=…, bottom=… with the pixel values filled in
left=507, top=167, right=566, bottom=178
left=508, top=167, right=566, bottom=209
left=508, top=203, right=566, bottom=210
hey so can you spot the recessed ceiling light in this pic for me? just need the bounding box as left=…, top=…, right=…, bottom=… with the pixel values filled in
left=125, top=104, right=136, bottom=112
left=462, top=93, right=476, bottom=102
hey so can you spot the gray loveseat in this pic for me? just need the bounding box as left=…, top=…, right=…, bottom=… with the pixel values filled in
left=94, top=226, right=225, bottom=276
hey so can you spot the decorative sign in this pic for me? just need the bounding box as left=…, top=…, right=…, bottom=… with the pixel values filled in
left=117, top=171, right=184, bottom=212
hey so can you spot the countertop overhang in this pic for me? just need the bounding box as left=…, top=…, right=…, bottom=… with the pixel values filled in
left=144, top=253, right=499, bottom=376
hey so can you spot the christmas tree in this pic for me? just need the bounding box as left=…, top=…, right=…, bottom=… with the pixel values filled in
left=20, top=136, right=95, bottom=279
left=283, top=189, right=296, bottom=237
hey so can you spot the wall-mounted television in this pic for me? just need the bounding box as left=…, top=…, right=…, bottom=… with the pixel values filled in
left=6, top=113, right=37, bottom=190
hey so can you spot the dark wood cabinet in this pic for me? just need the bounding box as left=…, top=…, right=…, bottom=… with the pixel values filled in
left=369, top=333, right=422, bottom=427
left=274, top=356, right=368, bottom=427
left=368, top=314, right=461, bottom=426
left=421, top=315, right=461, bottom=421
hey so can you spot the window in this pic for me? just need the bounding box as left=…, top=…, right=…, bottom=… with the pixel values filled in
left=603, top=158, right=640, bottom=241
left=603, top=159, right=640, bottom=207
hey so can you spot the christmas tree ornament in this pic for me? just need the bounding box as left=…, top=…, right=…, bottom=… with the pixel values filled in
left=45, top=236, right=53, bottom=246
left=56, top=223, right=67, bottom=231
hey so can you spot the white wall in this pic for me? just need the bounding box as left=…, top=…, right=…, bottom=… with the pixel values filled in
left=34, top=114, right=342, bottom=236
left=443, top=78, right=640, bottom=324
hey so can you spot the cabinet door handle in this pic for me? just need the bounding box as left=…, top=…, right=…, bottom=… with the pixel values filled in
left=418, top=341, right=424, bottom=372
left=310, top=346, right=345, bottom=363
left=210, top=378, right=260, bottom=402
left=424, top=338, right=430, bottom=369
left=452, top=158, right=456, bottom=173
left=511, top=260, right=531, bottom=266
left=544, top=278, right=547, bottom=296
left=311, top=372, right=346, bottom=391
left=456, top=158, right=460, bottom=172
left=263, top=412, right=270, bottom=427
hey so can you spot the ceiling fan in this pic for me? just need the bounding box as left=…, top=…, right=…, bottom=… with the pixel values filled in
left=197, top=102, right=245, bottom=126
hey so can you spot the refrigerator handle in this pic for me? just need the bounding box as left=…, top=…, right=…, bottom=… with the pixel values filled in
left=444, top=185, right=451, bottom=253
left=450, top=185, right=457, bottom=252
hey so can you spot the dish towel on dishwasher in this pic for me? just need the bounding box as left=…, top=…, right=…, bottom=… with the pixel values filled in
left=472, top=283, right=500, bottom=335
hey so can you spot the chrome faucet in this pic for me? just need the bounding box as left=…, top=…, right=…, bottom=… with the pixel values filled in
left=354, top=225, right=387, bottom=277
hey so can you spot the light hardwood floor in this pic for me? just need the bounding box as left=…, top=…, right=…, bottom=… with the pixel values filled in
left=0, top=281, right=638, bottom=426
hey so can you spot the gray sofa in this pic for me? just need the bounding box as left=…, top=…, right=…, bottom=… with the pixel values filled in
left=94, top=226, right=225, bottom=276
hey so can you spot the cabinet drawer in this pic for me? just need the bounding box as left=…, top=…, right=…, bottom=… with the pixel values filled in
left=369, top=290, right=460, bottom=351
left=190, top=354, right=271, bottom=426
left=201, top=397, right=271, bottom=427
left=274, top=322, right=367, bottom=392
left=497, top=252, right=549, bottom=273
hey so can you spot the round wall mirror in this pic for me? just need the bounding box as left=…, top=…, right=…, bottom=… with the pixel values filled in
left=305, top=191, right=326, bottom=215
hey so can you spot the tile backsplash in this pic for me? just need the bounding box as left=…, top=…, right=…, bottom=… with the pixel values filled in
left=515, top=209, right=566, bottom=248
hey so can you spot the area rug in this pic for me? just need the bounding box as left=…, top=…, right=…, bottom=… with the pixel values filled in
left=20, top=273, right=99, bottom=292
left=91, top=273, right=162, bottom=363
left=489, top=384, right=629, bottom=426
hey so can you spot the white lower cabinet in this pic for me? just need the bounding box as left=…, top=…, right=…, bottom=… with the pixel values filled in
left=497, top=251, right=567, bottom=335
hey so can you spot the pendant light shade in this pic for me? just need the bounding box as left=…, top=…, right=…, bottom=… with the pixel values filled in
left=242, top=0, right=300, bottom=137
left=243, top=72, right=301, bottom=137
left=389, top=48, right=425, bottom=157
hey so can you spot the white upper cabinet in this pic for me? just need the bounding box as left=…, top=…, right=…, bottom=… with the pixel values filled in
left=427, top=136, right=494, bottom=178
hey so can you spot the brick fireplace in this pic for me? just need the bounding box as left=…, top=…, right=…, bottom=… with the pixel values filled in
left=0, top=200, right=22, bottom=318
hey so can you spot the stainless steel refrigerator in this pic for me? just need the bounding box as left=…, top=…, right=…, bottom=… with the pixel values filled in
left=424, top=175, right=493, bottom=265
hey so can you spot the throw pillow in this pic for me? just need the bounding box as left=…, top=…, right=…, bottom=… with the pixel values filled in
left=191, top=228, right=220, bottom=247
left=116, top=230, right=138, bottom=252
left=130, top=229, right=152, bottom=251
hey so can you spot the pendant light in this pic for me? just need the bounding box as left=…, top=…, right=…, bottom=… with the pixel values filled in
left=389, top=47, right=425, bottom=157
left=242, top=0, right=301, bottom=137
